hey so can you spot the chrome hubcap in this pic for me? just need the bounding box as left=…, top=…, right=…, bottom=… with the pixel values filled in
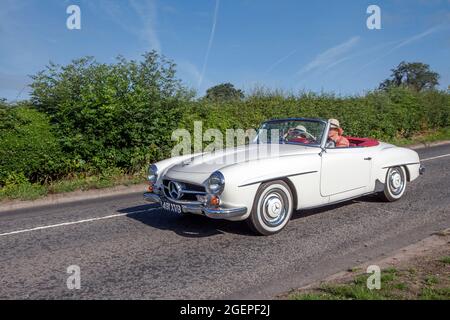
left=391, top=173, right=401, bottom=189
left=389, top=168, right=404, bottom=195
left=265, top=196, right=283, bottom=219
left=261, top=190, right=288, bottom=227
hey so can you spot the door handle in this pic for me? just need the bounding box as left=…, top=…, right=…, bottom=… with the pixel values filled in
left=364, top=157, right=372, bottom=161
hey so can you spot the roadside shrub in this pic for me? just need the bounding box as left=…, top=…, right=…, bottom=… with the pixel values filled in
left=0, top=104, right=65, bottom=185
left=179, top=87, right=450, bottom=142
left=30, top=52, right=192, bottom=173
left=0, top=172, right=48, bottom=200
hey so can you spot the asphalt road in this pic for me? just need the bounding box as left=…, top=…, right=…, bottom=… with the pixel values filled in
left=0, top=144, right=449, bottom=299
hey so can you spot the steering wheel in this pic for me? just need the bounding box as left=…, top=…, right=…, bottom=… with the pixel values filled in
left=302, top=131, right=317, bottom=141
left=325, top=139, right=336, bottom=148
left=284, top=129, right=317, bottom=144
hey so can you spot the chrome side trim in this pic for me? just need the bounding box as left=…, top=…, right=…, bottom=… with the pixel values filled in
left=382, top=162, right=420, bottom=169
left=238, top=170, right=318, bottom=187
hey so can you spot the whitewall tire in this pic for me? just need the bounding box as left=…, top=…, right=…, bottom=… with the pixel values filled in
left=380, top=166, right=407, bottom=202
left=247, top=180, right=294, bottom=236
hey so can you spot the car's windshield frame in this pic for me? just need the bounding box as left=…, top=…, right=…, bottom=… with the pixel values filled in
left=255, top=118, right=329, bottom=148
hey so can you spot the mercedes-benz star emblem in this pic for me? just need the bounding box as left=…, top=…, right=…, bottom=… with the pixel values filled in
left=168, top=181, right=184, bottom=200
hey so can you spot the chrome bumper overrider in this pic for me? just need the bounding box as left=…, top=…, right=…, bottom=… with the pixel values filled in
left=419, top=165, right=425, bottom=175
left=143, top=192, right=247, bottom=219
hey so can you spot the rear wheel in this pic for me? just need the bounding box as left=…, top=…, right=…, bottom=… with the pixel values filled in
left=379, top=166, right=407, bottom=202
left=246, top=180, right=294, bottom=236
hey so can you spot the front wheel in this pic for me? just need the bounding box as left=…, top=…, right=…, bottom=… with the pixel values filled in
left=246, top=180, right=294, bottom=236
left=379, top=166, right=407, bottom=202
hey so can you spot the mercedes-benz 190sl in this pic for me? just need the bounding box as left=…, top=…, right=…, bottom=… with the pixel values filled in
left=144, top=118, right=424, bottom=235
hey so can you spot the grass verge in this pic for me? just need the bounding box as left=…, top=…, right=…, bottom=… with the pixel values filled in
left=0, top=171, right=145, bottom=202
left=288, top=255, right=450, bottom=300
left=390, top=127, right=450, bottom=147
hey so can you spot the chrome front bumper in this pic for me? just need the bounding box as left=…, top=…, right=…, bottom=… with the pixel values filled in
left=143, top=192, right=247, bottom=219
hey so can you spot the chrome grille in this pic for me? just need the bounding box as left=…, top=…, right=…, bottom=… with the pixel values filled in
left=162, top=179, right=206, bottom=201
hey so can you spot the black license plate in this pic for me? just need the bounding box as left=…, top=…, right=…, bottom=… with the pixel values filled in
left=161, top=200, right=182, bottom=214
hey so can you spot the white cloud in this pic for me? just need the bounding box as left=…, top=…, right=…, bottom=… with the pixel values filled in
left=265, top=48, right=298, bottom=74
left=199, top=0, right=220, bottom=88
left=394, top=25, right=441, bottom=49
left=358, top=25, right=445, bottom=71
left=298, top=36, right=360, bottom=76
left=129, top=0, right=161, bottom=53
left=178, top=60, right=212, bottom=95
left=95, top=0, right=161, bottom=53
left=180, top=61, right=202, bottom=84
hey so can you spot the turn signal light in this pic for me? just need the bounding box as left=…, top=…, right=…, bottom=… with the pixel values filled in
left=147, top=184, right=154, bottom=193
left=210, top=195, right=220, bottom=206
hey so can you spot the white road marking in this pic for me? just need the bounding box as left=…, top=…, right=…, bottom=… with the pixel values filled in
left=0, top=210, right=155, bottom=237
left=421, top=153, right=450, bottom=162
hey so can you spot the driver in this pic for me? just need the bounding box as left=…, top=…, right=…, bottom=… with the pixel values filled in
left=327, top=119, right=349, bottom=148
left=283, top=125, right=309, bottom=142
left=285, top=125, right=307, bottom=138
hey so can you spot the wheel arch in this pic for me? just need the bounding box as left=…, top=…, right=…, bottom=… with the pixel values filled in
left=282, top=177, right=298, bottom=211
left=403, top=165, right=411, bottom=182
left=251, top=177, right=298, bottom=210
left=373, top=147, right=419, bottom=183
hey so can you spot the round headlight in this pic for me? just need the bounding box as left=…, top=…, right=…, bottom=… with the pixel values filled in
left=147, top=164, right=158, bottom=183
left=205, top=171, right=225, bottom=195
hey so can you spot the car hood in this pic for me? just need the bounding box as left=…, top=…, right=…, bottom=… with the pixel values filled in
left=169, top=143, right=319, bottom=174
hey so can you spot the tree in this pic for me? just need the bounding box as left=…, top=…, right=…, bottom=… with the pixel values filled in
left=29, top=51, right=191, bottom=172
left=204, top=83, right=244, bottom=102
left=379, top=61, right=440, bottom=92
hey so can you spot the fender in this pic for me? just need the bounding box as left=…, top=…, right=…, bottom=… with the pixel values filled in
left=372, top=146, right=420, bottom=184
left=219, top=153, right=321, bottom=219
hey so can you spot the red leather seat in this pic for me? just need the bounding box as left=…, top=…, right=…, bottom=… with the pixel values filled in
left=345, top=137, right=379, bottom=147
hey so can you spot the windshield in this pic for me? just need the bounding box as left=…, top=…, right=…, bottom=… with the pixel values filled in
left=255, top=119, right=326, bottom=147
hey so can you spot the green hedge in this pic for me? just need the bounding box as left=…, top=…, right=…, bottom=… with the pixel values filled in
left=29, top=53, right=191, bottom=175
left=1, top=53, right=449, bottom=187
left=179, top=88, right=449, bottom=142
left=0, top=103, right=66, bottom=185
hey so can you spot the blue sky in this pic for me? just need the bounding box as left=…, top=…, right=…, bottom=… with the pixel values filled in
left=0, top=0, right=449, bottom=100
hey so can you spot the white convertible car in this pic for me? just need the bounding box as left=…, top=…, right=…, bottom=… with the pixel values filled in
left=144, top=118, right=424, bottom=235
